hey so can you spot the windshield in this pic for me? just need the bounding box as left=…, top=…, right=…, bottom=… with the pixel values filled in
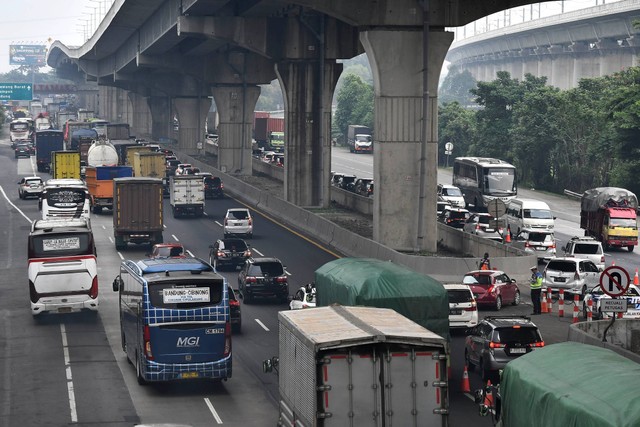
left=444, top=187, right=462, bottom=197
left=610, top=218, right=637, bottom=228
left=529, top=232, right=554, bottom=243
left=483, top=168, right=516, bottom=196
left=45, top=188, right=87, bottom=207
left=248, top=262, right=284, bottom=277
left=10, top=123, right=29, bottom=131
left=574, top=243, right=602, bottom=255
left=29, top=232, right=94, bottom=258
left=524, top=209, right=553, bottom=219
left=355, top=135, right=372, bottom=142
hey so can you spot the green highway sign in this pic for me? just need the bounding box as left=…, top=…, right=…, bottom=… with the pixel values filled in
left=0, top=83, right=33, bottom=101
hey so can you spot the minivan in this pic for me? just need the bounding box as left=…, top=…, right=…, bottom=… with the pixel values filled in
left=504, top=198, right=555, bottom=235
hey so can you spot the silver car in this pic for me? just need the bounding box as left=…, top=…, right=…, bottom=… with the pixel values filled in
left=511, top=228, right=556, bottom=261
left=223, top=208, right=253, bottom=238
left=463, top=213, right=503, bottom=242
left=542, top=257, right=600, bottom=296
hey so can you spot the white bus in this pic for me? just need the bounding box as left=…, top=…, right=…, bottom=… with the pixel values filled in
left=452, top=157, right=517, bottom=210
left=40, top=179, right=91, bottom=220
left=28, top=218, right=98, bottom=316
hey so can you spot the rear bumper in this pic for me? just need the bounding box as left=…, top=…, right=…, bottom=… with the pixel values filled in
left=245, top=284, right=288, bottom=298
left=142, top=354, right=232, bottom=382
left=31, top=296, right=99, bottom=316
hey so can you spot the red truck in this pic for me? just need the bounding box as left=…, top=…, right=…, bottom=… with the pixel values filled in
left=580, top=187, right=638, bottom=251
left=254, top=114, right=284, bottom=149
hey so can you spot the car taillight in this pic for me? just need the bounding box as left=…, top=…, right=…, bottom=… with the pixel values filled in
left=248, top=218, right=252, bottom=226
left=220, top=183, right=224, bottom=189
left=29, top=280, right=39, bottom=303
left=143, top=325, right=153, bottom=360
left=464, top=302, right=477, bottom=311
left=524, top=241, right=531, bottom=248
left=574, top=271, right=580, bottom=280
left=487, top=285, right=495, bottom=294
left=224, top=218, right=228, bottom=226
left=246, top=277, right=257, bottom=283
left=531, top=341, right=545, bottom=347
left=89, top=276, right=99, bottom=299
left=600, top=255, right=605, bottom=263
left=224, top=322, right=231, bottom=357
left=489, top=341, right=505, bottom=349
left=475, top=225, right=481, bottom=230
left=244, top=249, right=252, bottom=257
left=217, top=250, right=225, bottom=257
left=276, top=276, right=287, bottom=283
left=229, top=299, right=240, bottom=307
left=550, top=243, right=556, bottom=249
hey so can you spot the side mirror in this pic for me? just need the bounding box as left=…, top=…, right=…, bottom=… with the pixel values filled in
left=112, top=276, right=123, bottom=292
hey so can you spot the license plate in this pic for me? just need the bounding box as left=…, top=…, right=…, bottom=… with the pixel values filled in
left=58, top=307, right=72, bottom=313
left=449, top=309, right=462, bottom=315
left=554, top=277, right=566, bottom=282
left=180, top=372, right=199, bottom=379
left=485, top=228, right=494, bottom=232
left=510, top=348, right=526, bottom=354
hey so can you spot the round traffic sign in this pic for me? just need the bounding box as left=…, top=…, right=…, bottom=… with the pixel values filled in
left=445, top=142, right=453, bottom=151
left=599, top=266, right=630, bottom=297
left=487, top=199, right=506, bottom=219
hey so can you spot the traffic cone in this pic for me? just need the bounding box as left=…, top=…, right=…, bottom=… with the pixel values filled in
left=634, top=268, right=639, bottom=286
left=541, top=291, right=548, bottom=313
left=505, top=226, right=511, bottom=243
left=461, top=364, right=471, bottom=393
left=484, top=380, right=494, bottom=407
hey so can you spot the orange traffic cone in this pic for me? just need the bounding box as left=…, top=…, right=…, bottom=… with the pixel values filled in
left=461, top=364, right=471, bottom=393
left=484, top=380, right=494, bottom=407
left=541, top=291, right=548, bottom=313
left=505, top=225, right=511, bottom=243
left=634, top=268, right=639, bottom=286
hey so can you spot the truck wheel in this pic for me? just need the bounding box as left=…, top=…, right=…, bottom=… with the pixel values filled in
left=92, top=206, right=102, bottom=214
left=136, top=353, right=148, bottom=386
left=629, top=245, right=635, bottom=252
left=115, top=236, right=126, bottom=251
left=154, top=232, right=163, bottom=244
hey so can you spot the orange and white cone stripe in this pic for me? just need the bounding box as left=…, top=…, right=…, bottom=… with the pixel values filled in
left=572, top=294, right=580, bottom=324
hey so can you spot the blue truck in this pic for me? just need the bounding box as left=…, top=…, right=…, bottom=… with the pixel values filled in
left=35, top=130, right=64, bottom=173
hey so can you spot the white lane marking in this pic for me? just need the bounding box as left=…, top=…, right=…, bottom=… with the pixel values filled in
left=172, top=234, right=179, bottom=242
left=252, top=248, right=264, bottom=256
left=285, top=270, right=292, bottom=276
left=60, top=324, right=78, bottom=423
left=163, top=224, right=167, bottom=229
left=203, top=212, right=209, bottom=216
left=204, top=397, right=223, bottom=424
left=101, top=225, right=106, bottom=230
left=0, top=185, right=32, bottom=223
left=186, top=250, right=195, bottom=257
left=255, top=319, right=270, bottom=332
left=214, top=221, right=223, bottom=227
left=117, top=252, right=124, bottom=260
left=108, top=237, right=113, bottom=243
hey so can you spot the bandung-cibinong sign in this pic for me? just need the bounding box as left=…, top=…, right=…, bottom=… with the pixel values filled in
left=9, top=45, right=47, bottom=66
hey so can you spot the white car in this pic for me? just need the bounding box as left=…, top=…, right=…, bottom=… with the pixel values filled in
left=289, top=285, right=317, bottom=310
left=582, top=284, right=640, bottom=320
left=223, top=208, right=253, bottom=238
left=18, top=176, right=44, bottom=199
left=174, top=163, right=192, bottom=175
left=438, top=184, right=466, bottom=208
left=443, top=284, right=478, bottom=329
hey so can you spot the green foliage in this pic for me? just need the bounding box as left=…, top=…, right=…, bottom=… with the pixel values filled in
left=439, top=66, right=477, bottom=106
left=334, top=74, right=373, bottom=142
left=438, top=102, right=476, bottom=166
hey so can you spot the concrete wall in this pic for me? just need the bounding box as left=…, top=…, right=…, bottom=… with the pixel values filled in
left=177, top=150, right=536, bottom=283
left=568, top=319, right=640, bottom=363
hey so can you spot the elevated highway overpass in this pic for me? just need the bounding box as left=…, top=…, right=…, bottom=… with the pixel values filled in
left=47, top=0, right=555, bottom=253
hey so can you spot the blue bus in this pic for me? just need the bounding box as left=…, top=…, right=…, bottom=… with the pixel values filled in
left=112, top=257, right=231, bottom=384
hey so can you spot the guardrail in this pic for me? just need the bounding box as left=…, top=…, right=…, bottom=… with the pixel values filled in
left=564, top=189, right=582, bottom=200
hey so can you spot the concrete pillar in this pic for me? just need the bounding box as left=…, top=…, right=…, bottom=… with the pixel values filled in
left=148, top=96, right=171, bottom=141
left=537, top=47, right=553, bottom=83
left=172, top=97, right=211, bottom=155
left=211, top=85, right=260, bottom=175
left=570, top=42, right=593, bottom=87
left=128, top=92, right=152, bottom=140
left=521, top=48, right=539, bottom=78
left=361, top=29, right=453, bottom=252
left=276, top=60, right=341, bottom=207
left=597, top=38, right=630, bottom=76
left=549, top=45, right=572, bottom=90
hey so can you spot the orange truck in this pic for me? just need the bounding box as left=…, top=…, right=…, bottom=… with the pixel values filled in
left=85, top=166, right=133, bottom=213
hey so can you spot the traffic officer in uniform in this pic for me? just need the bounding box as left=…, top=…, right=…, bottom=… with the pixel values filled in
left=530, top=266, right=543, bottom=314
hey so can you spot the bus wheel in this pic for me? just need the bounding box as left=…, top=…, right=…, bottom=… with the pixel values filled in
left=136, top=353, right=148, bottom=385
left=629, top=245, right=635, bottom=252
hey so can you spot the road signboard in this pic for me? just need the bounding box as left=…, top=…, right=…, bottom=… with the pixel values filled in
left=487, top=199, right=507, bottom=219
left=600, top=298, right=628, bottom=313
left=0, top=83, right=33, bottom=101
left=445, top=142, right=453, bottom=151
left=9, top=44, right=46, bottom=66
left=599, top=266, right=630, bottom=297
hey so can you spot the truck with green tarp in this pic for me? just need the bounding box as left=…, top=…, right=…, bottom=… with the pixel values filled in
left=314, top=258, right=449, bottom=340
left=496, top=342, right=640, bottom=427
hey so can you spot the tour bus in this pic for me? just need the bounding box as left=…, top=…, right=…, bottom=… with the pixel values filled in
left=40, top=179, right=91, bottom=220
left=112, top=257, right=232, bottom=384
left=9, top=119, right=31, bottom=143
left=452, top=157, right=517, bottom=210
left=28, top=218, right=98, bottom=316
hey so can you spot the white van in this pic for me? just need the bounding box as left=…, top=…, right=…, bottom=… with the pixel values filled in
left=504, top=198, right=555, bottom=234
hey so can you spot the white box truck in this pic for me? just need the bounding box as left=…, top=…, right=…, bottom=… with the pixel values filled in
left=170, top=175, right=205, bottom=218
left=264, top=305, right=449, bottom=427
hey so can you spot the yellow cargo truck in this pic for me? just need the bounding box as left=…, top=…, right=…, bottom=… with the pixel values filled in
left=125, top=145, right=152, bottom=167
left=50, top=151, right=81, bottom=179
left=133, top=152, right=166, bottom=178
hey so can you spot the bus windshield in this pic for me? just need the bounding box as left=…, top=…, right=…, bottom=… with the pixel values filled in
left=483, top=168, right=516, bottom=195
left=45, top=188, right=87, bottom=207
left=29, top=232, right=94, bottom=258
left=10, top=122, right=29, bottom=131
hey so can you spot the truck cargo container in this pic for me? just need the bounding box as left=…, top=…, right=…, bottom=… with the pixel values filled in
left=133, top=152, right=166, bottom=178
left=51, top=151, right=81, bottom=179
left=113, top=177, right=164, bottom=250
left=492, top=342, right=640, bottom=427
left=87, top=140, right=119, bottom=166
left=265, top=306, right=449, bottom=427
left=254, top=116, right=284, bottom=149
left=35, top=130, right=65, bottom=173
left=85, top=166, right=133, bottom=213
left=56, top=112, right=76, bottom=130
left=105, top=123, right=130, bottom=141
left=63, top=121, right=92, bottom=145
left=77, top=109, right=95, bottom=122
left=69, top=128, right=98, bottom=166
left=170, top=175, right=205, bottom=218
left=125, top=145, right=152, bottom=167
left=315, top=258, right=450, bottom=340
left=580, top=187, right=638, bottom=251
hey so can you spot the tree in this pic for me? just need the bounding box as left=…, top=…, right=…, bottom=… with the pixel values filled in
left=438, top=102, right=476, bottom=166
left=333, top=74, right=373, bottom=143
left=439, top=66, right=477, bottom=106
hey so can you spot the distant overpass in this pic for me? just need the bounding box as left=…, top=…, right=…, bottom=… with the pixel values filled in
left=446, top=0, right=640, bottom=89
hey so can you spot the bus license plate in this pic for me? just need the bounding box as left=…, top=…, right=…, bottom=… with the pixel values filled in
left=181, top=372, right=199, bottom=379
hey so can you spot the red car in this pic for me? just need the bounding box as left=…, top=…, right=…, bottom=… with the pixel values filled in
left=462, top=270, right=520, bottom=311
left=148, top=243, right=186, bottom=259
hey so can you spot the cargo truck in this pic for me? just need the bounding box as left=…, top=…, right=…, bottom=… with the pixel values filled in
left=170, top=175, right=205, bottom=218
left=264, top=306, right=449, bottom=427
left=125, top=145, right=152, bottom=167
left=69, top=128, right=98, bottom=166
left=580, top=187, right=638, bottom=251
left=347, top=124, right=373, bottom=153
left=87, top=140, right=119, bottom=167
left=86, top=166, right=133, bottom=213
left=77, top=109, right=95, bottom=122
left=105, top=123, right=130, bottom=141
left=133, top=152, right=166, bottom=178
left=63, top=121, right=92, bottom=146
left=51, top=151, right=81, bottom=179
left=254, top=116, right=284, bottom=149
left=112, top=177, right=164, bottom=250
left=35, top=130, right=65, bottom=173
left=315, top=258, right=450, bottom=340
left=485, top=342, right=640, bottom=427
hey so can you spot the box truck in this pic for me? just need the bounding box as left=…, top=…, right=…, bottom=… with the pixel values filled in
left=86, top=166, right=133, bottom=213
left=170, top=175, right=205, bottom=218
left=113, top=177, right=164, bottom=250
left=51, top=151, right=81, bottom=179
left=133, top=152, right=166, bottom=178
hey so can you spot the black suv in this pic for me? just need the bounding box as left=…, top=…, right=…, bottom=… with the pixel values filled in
left=238, top=257, right=288, bottom=303
left=203, top=175, right=224, bottom=199
left=464, top=316, right=544, bottom=383
left=209, top=238, right=251, bottom=270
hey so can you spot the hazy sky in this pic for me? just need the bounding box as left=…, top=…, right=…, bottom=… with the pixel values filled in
left=0, top=0, right=621, bottom=75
